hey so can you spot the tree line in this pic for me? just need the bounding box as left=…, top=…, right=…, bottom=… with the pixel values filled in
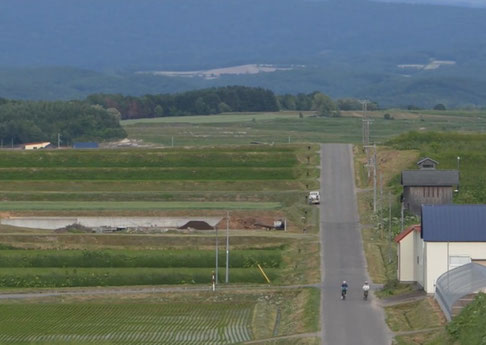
left=0, top=99, right=126, bottom=145
left=86, top=86, right=280, bottom=119
left=0, top=86, right=381, bottom=145
left=85, top=87, right=380, bottom=119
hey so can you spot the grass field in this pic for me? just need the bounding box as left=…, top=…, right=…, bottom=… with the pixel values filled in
left=122, top=110, right=486, bottom=147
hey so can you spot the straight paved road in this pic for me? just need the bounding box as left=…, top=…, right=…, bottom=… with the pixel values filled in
left=320, top=144, right=391, bottom=345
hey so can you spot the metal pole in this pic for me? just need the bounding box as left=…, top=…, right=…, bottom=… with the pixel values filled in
left=401, top=201, right=404, bottom=232
left=225, top=211, right=230, bottom=284
left=215, top=226, right=219, bottom=285
left=373, top=145, right=377, bottom=213
left=388, top=192, right=392, bottom=234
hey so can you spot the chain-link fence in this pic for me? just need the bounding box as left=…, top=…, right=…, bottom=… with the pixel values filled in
left=435, top=263, right=486, bottom=320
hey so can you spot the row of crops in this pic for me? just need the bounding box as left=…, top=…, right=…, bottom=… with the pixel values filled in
left=0, top=303, right=255, bottom=344
left=0, top=249, right=283, bottom=288
left=0, top=167, right=299, bottom=180
left=0, top=148, right=298, bottom=168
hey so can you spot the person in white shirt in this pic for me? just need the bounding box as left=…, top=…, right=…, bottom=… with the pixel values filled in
left=362, top=281, right=370, bottom=300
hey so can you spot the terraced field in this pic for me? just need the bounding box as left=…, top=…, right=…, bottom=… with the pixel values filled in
left=0, top=146, right=318, bottom=217
left=0, top=303, right=254, bottom=344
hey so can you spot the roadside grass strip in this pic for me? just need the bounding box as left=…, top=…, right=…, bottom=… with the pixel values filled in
left=0, top=201, right=281, bottom=211
left=0, top=303, right=254, bottom=344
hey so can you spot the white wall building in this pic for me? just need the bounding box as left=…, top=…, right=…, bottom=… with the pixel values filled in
left=23, top=142, right=51, bottom=150
left=395, top=205, right=486, bottom=293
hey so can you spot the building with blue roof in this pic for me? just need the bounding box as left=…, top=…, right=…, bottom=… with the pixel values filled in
left=73, top=142, right=99, bottom=149
left=395, top=204, right=486, bottom=293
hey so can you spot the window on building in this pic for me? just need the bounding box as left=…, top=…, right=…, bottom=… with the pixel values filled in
left=449, top=255, right=471, bottom=270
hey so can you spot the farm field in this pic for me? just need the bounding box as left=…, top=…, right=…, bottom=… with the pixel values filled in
left=122, top=110, right=486, bottom=146
left=0, top=123, right=324, bottom=342
left=0, top=248, right=283, bottom=288
left=0, top=288, right=320, bottom=344
left=0, top=146, right=318, bottom=218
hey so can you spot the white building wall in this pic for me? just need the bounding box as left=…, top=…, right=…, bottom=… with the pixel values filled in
left=424, top=242, right=448, bottom=293
left=422, top=242, right=486, bottom=293
left=449, top=243, right=486, bottom=259
left=414, top=233, right=424, bottom=287
left=398, top=233, right=415, bottom=281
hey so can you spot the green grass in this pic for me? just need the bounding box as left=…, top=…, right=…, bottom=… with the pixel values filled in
left=0, top=148, right=298, bottom=168
left=0, top=201, right=281, bottom=211
left=0, top=249, right=283, bottom=268
left=0, top=302, right=255, bottom=344
left=0, top=167, right=300, bottom=180
left=121, top=111, right=302, bottom=125
left=385, top=299, right=444, bottom=332
left=388, top=131, right=486, bottom=203
left=123, top=110, right=486, bottom=146
left=447, top=293, right=486, bottom=345
left=0, top=267, right=280, bottom=287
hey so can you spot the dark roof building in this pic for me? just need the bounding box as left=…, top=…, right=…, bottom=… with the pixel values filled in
left=401, top=170, right=459, bottom=186
left=401, top=157, right=459, bottom=215
left=73, top=142, right=99, bottom=149
left=417, top=157, right=439, bottom=169
left=421, top=204, right=486, bottom=242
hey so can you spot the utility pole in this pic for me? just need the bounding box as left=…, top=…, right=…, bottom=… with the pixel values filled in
left=215, top=225, right=219, bottom=286
left=364, top=144, right=377, bottom=213
left=57, top=133, right=61, bottom=148
left=225, top=211, right=230, bottom=284
left=360, top=100, right=368, bottom=148
left=373, top=145, right=377, bottom=213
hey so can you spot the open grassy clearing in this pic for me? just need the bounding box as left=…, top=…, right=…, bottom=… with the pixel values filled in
left=124, top=110, right=486, bottom=146
left=0, top=288, right=320, bottom=345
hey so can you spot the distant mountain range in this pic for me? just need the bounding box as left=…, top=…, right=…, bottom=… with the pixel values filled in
left=1, top=0, right=485, bottom=107
left=375, top=0, right=486, bottom=7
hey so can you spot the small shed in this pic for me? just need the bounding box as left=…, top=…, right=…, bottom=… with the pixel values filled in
left=401, top=158, right=459, bottom=215
left=73, top=142, right=99, bottom=149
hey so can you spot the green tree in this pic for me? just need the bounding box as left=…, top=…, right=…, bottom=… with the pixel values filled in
left=154, top=105, right=164, bottom=117
left=312, top=92, right=339, bottom=117
left=218, top=102, right=232, bottom=113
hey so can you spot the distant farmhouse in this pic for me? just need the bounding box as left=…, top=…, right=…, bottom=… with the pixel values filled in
left=401, top=158, right=459, bottom=215
left=23, top=142, right=51, bottom=150
left=395, top=204, right=486, bottom=293
left=73, top=142, right=99, bottom=149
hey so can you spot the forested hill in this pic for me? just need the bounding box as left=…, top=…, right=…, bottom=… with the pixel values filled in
left=1, top=0, right=484, bottom=70
left=1, top=0, right=486, bottom=107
